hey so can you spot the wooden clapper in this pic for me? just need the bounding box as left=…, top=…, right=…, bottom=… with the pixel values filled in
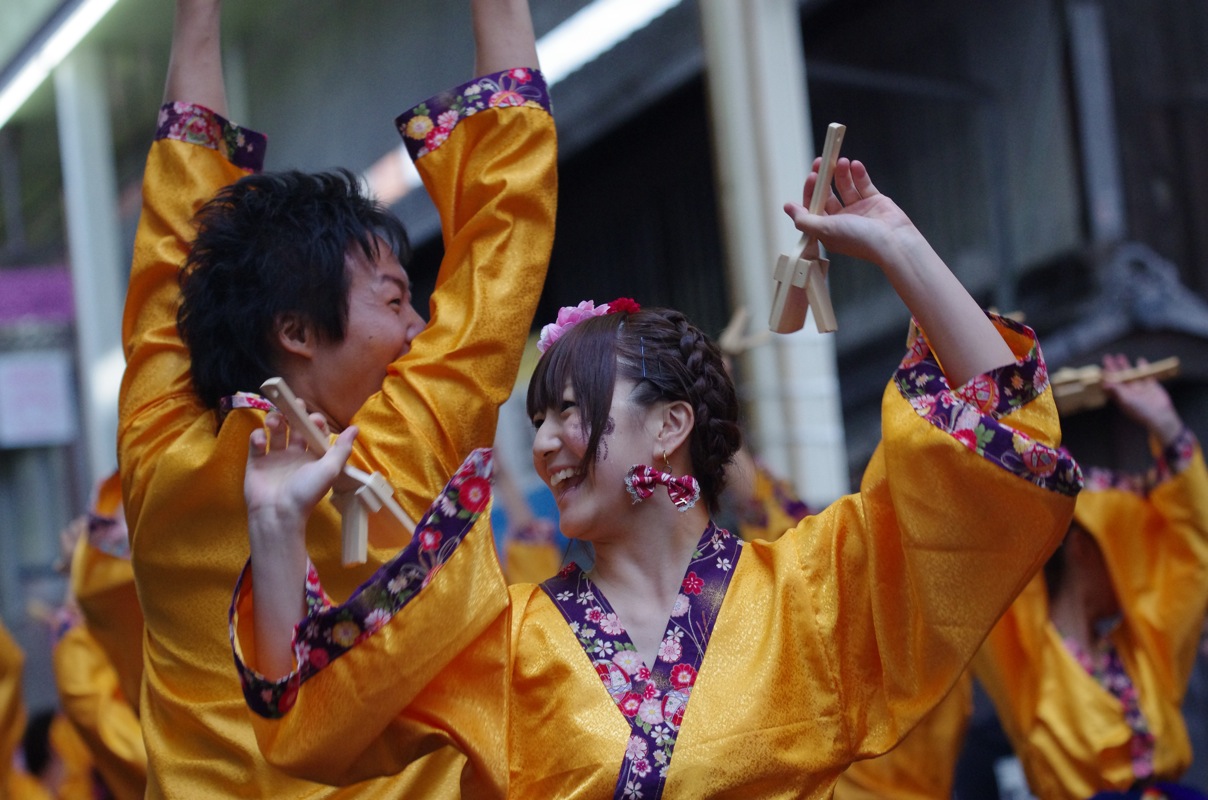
left=1050, top=357, right=1180, bottom=416
left=260, top=377, right=416, bottom=566
left=769, top=122, right=846, bottom=334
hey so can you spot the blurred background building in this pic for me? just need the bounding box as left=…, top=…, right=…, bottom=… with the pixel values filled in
left=2, top=0, right=1207, bottom=793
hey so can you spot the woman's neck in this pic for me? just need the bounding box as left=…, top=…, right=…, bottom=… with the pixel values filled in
left=1050, top=582, right=1121, bottom=650
left=589, top=505, right=706, bottom=595
left=586, top=504, right=711, bottom=668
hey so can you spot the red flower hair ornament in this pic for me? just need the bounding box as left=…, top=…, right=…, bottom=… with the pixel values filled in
left=536, top=298, right=641, bottom=354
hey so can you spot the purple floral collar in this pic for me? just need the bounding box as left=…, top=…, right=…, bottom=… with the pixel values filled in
left=541, top=522, right=742, bottom=800
left=1063, top=634, right=1156, bottom=782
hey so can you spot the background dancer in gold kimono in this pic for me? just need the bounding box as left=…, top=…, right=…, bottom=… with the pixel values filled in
left=118, top=0, right=555, bottom=797
left=232, top=154, right=1081, bottom=799
left=51, top=471, right=146, bottom=800
left=972, top=354, right=1208, bottom=800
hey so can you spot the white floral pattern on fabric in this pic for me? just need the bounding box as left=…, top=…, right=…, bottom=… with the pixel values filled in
left=541, top=522, right=742, bottom=800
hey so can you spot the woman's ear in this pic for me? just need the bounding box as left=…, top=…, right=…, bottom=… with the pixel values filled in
left=656, top=400, right=695, bottom=458
left=275, top=313, right=314, bottom=358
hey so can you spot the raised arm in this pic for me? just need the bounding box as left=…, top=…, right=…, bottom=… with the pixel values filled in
left=163, top=0, right=226, bottom=112
left=785, top=157, right=1014, bottom=385
left=1101, top=353, right=1185, bottom=446
left=243, top=414, right=358, bottom=679
left=472, top=0, right=539, bottom=74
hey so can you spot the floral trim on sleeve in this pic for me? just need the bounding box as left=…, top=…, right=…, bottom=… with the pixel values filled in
left=51, top=604, right=83, bottom=646
left=1081, top=427, right=1198, bottom=493
left=216, top=392, right=276, bottom=431
left=156, top=102, right=266, bottom=172
left=895, top=315, right=1083, bottom=496
left=87, top=512, right=130, bottom=560
left=1152, top=426, right=1198, bottom=485
left=395, top=67, right=551, bottom=162
left=232, top=448, right=494, bottom=719
left=542, top=523, right=741, bottom=800
left=736, top=459, right=812, bottom=536
left=512, top=517, right=559, bottom=546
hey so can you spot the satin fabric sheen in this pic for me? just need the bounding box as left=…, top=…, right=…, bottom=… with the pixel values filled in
left=118, top=83, right=556, bottom=797
left=235, top=320, right=1078, bottom=798
left=833, top=671, right=973, bottom=799
left=974, top=441, right=1208, bottom=799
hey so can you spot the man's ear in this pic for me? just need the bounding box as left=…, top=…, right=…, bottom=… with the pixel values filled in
left=275, top=313, right=315, bottom=359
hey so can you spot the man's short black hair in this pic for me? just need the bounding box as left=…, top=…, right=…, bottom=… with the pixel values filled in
left=177, top=168, right=411, bottom=409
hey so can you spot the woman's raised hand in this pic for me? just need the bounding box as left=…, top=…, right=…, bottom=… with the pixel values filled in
left=245, top=411, right=358, bottom=542
left=783, top=157, right=919, bottom=267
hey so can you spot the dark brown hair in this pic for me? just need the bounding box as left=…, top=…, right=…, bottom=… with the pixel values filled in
left=526, top=307, right=741, bottom=513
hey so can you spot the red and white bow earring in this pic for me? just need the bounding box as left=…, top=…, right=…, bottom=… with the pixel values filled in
left=624, top=451, right=700, bottom=512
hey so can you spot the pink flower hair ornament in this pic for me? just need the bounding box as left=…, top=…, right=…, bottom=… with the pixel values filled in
left=536, top=297, right=641, bottom=354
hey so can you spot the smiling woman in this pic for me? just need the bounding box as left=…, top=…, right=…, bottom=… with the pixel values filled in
left=231, top=150, right=1083, bottom=798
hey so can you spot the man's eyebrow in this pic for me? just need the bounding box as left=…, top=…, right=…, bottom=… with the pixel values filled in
left=380, top=273, right=410, bottom=294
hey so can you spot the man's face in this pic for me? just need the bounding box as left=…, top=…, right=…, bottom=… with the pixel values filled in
left=307, top=240, right=425, bottom=428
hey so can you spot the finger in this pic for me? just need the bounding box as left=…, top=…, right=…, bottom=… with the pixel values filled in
left=802, top=171, right=819, bottom=207
left=802, top=157, right=823, bottom=205
left=1101, top=352, right=1128, bottom=377
left=264, top=412, right=289, bottom=451
left=833, top=158, right=861, bottom=206
left=317, top=425, right=359, bottom=481
left=783, top=201, right=814, bottom=234
left=331, top=425, right=359, bottom=458
left=849, top=160, right=880, bottom=198
left=248, top=426, right=269, bottom=458
left=309, top=412, right=330, bottom=439
left=784, top=201, right=829, bottom=239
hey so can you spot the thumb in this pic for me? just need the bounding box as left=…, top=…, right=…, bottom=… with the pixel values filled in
left=325, top=425, right=359, bottom=470
left=784, top=201, right=824, bottom=237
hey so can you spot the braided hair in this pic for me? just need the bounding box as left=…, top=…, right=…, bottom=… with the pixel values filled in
left=527, top=307, right=742, bottom=513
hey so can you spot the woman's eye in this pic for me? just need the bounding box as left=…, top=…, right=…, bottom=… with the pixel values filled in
left=531, top=415, right=545, bottom=429
left=560, top=400, right=576, bottom=413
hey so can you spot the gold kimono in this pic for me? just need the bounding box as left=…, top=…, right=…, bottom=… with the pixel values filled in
left=833, top=670, right=973, bottom=799
left=973, top=431, right=1208, bottom=799
left=119, top=69, right=556, bottom=798
left=1, top=618, right=28, bottom=797
left=54, top=472, right=146, bottom=800
left=234, top=317, right=1082, bottom=798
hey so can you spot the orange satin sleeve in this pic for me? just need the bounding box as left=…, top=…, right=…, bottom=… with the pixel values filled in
left=504, top=539, right=563, bottom=585
left=348, top=99, right=557, bottom=527
left=124, top=76, right=554, bottom=799
left=53, top=625, right=146, bottom=800
left=50, top=713, right=98, bottom=800
left=235, top=516, right=510, bottom=792
left=1077, top=442, right=1208, bottom=692
left=69, top=535, right=142, bottom=713
left=0, top=619, right=26, bottom=794
left=833, top=670, right=973, bottom=799
left=973, top=440, right=1208, bottom=800
left=663, top=318, right=1078, bottom=798
left=118, top=123, right=256, bottom=525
